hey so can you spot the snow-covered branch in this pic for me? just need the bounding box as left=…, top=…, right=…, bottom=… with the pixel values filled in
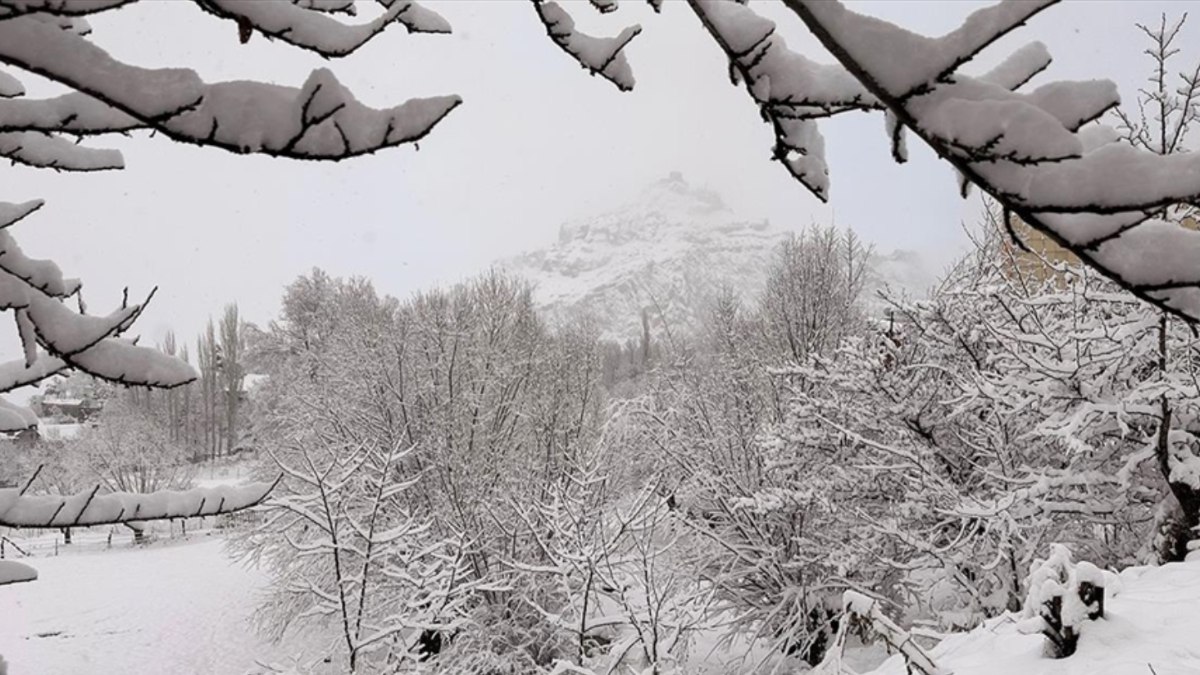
left=688, top=0, right=879, bottom=201
left=0, top=476, right=279, bottom=528
left=0, top=0, right=136, bottom=19
left=533, top=0, right=641, bottom=92
left=0, top=15, right=460, bottom=161
left=838, top=591, right=947, bottom=675
left=192, top=0, right=450, bottom=59
left=718, top=0, right=1200, bottom=322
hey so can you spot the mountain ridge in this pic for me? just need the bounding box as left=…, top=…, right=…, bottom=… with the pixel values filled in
left=500, top=173, right=935, bottom=341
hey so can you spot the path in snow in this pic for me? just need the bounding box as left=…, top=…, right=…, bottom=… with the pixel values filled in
left=0, top=535, right=291, bottom=675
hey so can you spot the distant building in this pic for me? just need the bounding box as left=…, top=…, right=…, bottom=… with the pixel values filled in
left=38, top=396, right=101, bottom=423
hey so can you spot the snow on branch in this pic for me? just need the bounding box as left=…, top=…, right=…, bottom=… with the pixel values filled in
left=772, top=0, right=1200, bottom=322
left=24, top=291, right=141, bottom=356
left=0, top=130, right=124, bottom=170
left=0, top=396, right=38, bottom=430
left=0, top=206, right=197, bottom=397
left=62, top=337, right=198, bottom=388
left=0, top=560, right=36, bottom=586
left=588, top=0, right=618, bottom=14
left=0, top=92, right=141, bottom=135
left=377, top=0, right=450, bottom=35
left=0, top=0, right=137, bottom=18
left=0, top=353, right=66, bottom=395
left=0, top=477, right=280, bottom=529
left=533, top=0, right=641, bottom=92
left=0, top=199, right=42, bottom=229
left=192, top=0, right=449, bottom=59
left=837, top=591, right=948, bottom=675
left=0, top=230, right=81, bottom=297
left=0, top=68, right=23, bottom=97
left=793, top=0, right=1056, bottom=99
left=689, top=0, right=879, bottom=201
left=0, top=15, right=461, bottom=160
left=292, top=0, right=357, bottom=17
left=978, top=41, right=1051, bottom=90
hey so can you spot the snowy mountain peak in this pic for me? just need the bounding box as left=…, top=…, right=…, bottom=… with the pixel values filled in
left=503, top=174, right=781, bottom=340
left=555, top=172, right=764, bottom=246
left=502, top=175, right=935, bottom=341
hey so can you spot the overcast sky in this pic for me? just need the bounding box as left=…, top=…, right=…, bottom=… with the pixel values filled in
left=2, top=0, right=1195, bottom=356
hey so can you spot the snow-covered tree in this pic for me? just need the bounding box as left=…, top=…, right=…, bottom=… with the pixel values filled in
left=746, top=205, right=1200, bottom=638
left=242, top=440, right=472, bottom=673
left=71, top=397, right=194, bottom=496
left=600, top=229, right=874, bottom=664
left=642, top=0, right=1200, bottom=323
left=760, top=227, right=872, bottom=364
left=501, top=437, right=707, bottom=675
left=219, top=304, right=246, bottom=456
left=242, top=269, right=660, bottom=670
left=0, top=0, right=456, bottom=585
left=4, top=0, right=1199, bottom=323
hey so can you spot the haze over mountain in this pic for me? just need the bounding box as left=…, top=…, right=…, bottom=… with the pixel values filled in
left=501, top=173, right=938, bottom=341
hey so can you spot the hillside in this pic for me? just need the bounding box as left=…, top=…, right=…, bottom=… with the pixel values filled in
left=501, top=173, right=935, bottom=341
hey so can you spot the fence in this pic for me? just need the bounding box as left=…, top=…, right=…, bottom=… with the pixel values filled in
left=0, top=516, right=231, bottom=558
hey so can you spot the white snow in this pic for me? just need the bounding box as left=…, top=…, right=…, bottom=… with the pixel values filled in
left=1073, top=561, right=1104, bottom=588
left=24, top=292, right=138, bottom=356
left=866, top=560, right=1200, bottom=675
left=0, top=0, right=130, bottom=16
left=693, top=0, right=877, bottom=201
left=909, top=78, right=1085, bottom=163
left=0, top=537, right=308, bottom=675
left=0, top=560, right=36, bottom=586
left=63, top=336, right=198, bottom=388
left=500, top=174, right=786, bottom=340
left=767, top=0, right=1200, bottom=322
left=978, top=41, right=1050, bottom=89
left=0, top=397, right=37, bottom=431
left=0, top=69, right=23, bottom=98
left=0, top=200, right=41, bottom=230
left=0, top=16, right=461, bottom=160
left=292, top=0, right=356, bottom=15
left=196, top=0, right=448, bottom=58
left=0, top=92, right=139, bottom=135
left=535, top=1, right=640, bottom=92
left=0, top=354, right=67, bottom=394
left=0, top=130, right=123, bottom=171
left=0, top=479, right=276, bottom=528
left=501, top=174, right=932, bottom=340
left=799, top=0, right=1055, bottom=97
left=0, top=231, right=81, bottom=298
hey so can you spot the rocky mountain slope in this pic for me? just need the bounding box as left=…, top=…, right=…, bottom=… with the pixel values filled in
left=501, top=173, right=935, bottom=341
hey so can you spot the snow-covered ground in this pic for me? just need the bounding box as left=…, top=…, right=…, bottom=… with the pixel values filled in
left=0, top=536, right=292, bottom=675
left=866, top=559, right=1200, bottom=675
left=5, top=502, right=1197, bottom=675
